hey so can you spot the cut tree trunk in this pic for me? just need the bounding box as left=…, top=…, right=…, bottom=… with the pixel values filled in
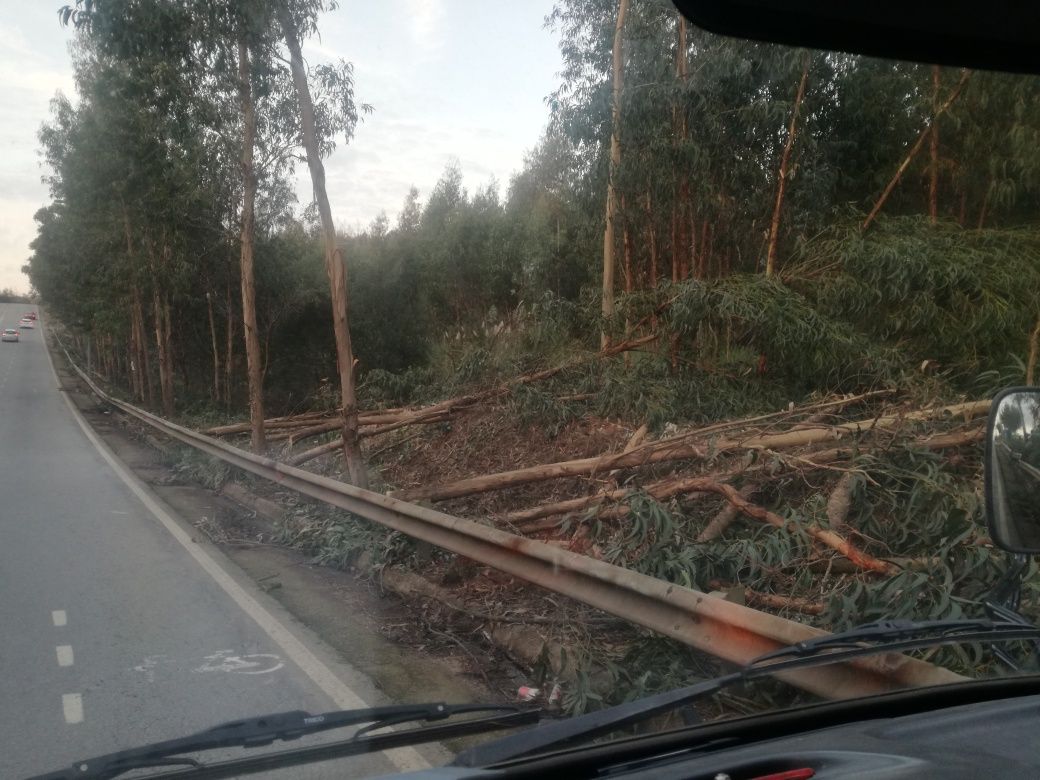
left=278, top=5, right=367, bottom=489
left=766, top=53, right=809, bottom=277
left=600, top=0, right=629, bottom=349
left=238, top=36, right=266, bottom=453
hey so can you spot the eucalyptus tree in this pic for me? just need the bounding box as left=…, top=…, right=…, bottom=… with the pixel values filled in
left=274, top=0, right=371, bottom=488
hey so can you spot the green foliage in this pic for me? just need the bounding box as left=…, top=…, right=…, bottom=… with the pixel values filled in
left=794, top=218, right=1040, bottom=384
left=667, top=274, right=907, bottom=392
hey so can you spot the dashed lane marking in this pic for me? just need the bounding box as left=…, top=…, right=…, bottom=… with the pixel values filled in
left=62, top=693, right=83, bottom=724
left=52, top=610, right=67, bottom=627
left=56, top=645, right=74, bottom=667
left=43, top=337, right=430, bottom=771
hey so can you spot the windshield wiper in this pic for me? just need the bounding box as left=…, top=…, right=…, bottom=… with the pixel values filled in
left=455, top=616, right=1040, bottom=767
left=30, top=702, right=536, bottom=780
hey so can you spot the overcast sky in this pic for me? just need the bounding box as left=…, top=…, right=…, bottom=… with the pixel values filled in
left=0, top=0, right=562, bottom=293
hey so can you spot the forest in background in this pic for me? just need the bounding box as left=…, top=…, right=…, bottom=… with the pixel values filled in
left=28, top=0, right=1040, bottom=441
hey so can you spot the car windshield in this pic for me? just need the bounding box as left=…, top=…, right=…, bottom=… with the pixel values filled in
left=5, top=1, right=1040, bottom=778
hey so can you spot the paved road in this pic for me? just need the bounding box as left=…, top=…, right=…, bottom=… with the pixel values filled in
left=0, top=305, right=412, bottom=778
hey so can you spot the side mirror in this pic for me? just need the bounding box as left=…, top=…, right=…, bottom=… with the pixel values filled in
left=986, top=387, right=1040, bottom=554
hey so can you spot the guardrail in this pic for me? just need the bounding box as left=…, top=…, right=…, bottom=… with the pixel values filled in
left=54, top=337, right=963, bottom=700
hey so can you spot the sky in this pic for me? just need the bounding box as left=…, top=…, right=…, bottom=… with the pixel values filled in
left=0, top=0, right=563, bottom=293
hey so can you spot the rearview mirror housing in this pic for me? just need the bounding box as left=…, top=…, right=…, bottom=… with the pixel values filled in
left=985, top=387, right=1040, bottom=554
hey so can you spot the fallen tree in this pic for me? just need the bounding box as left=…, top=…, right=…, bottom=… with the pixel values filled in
left=392, top=400, right=989, bottom=503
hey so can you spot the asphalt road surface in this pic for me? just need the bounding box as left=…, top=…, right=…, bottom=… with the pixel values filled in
left=0, top=305, right=422, bottom=779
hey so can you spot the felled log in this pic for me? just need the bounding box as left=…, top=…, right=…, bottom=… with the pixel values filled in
left=391, top=400, right=990, bottom=504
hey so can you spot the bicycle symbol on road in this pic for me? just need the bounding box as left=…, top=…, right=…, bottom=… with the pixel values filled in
left=193, top=649, right=284, bottom=675
left=132, top=649, right=284, bottom=681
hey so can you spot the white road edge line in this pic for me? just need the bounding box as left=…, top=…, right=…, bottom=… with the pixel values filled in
left=62, top=693, right=84, bottom=724
left=56, top=645, right=75, bottom=667
left=44, top=336, right=429, bottom=773
left=52, top=610, right=67, bottom=627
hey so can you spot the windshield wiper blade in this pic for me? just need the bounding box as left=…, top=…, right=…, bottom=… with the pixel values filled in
left=749, top=618, right=1037, bottom=664
left=68, top=709, right=541, bottom=780
left=455, top=616, right=1040, bottom=768
left=30, top=702, right=528, bottom=780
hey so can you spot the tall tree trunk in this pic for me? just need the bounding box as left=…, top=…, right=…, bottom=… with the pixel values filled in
left=674, top=14, right=690, bottom=280
left=702, top=221, right=711, bottom=277
left=644, top=188, right=659, bottom=331
left=621, top=196, right=634, bottom=296
left=691, top=213, right=701, bottom=278
left=862, top=69, right=971, bottom=232
left=132, top=284, right=154, bottom=407
left=600, top=0, right=629, bottom=350
left=162, top=295, right=174, bottom=413
left=928, top=65, right=940, bottom=224
left=206, top=289, right=221, bottom=403
left=645, top=187, right=658, bottom=289
left=277, top=5, right=368, bottom=489
left=766, top=53, right=810, bottom=276
left=669, top=204, right=679, bottom=370
left=128, top=294, right=143, bottom=401
left=621, top=195, right=634, bottom=364
left=237, top=37, right=266, bottom=453
left=147, top=237, right=175, bottom=419
left=152, top=287, right=174, bottom=418
left=670, top=205, right=679, bottom=283
left=121, top=209, right=146, bottom=404
left=224, top=282, right=235, bottom=409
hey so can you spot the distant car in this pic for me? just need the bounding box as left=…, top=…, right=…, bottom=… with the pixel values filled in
left=18, top=318, right=34, bottom=329
left=2, top=328, right=19, bottom=342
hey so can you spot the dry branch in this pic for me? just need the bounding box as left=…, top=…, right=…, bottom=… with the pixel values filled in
left=517, top=475, right=894, bottom=575
left=702, top=481, right=896, bottom=575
